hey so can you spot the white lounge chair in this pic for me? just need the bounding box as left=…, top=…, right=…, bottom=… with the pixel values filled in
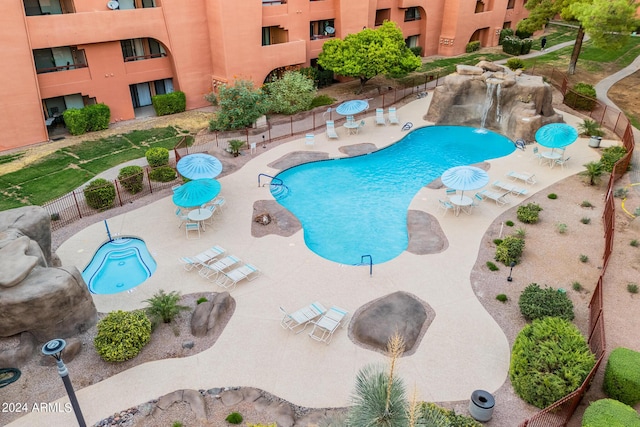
left=438, top=199, right=454, bottom=216
left=217, top=263, right=261, bottom=290
left=492, top=180, right=528, bottom=196
left=179, top=246, right=226, bottom=271
left=326, top=121, right=339, bottom=139
left=305, top=133, right=315, bottom=147
left=388, top=107, right=400, bottom=125
left=507, top=171, right=536, bottom=185
left=308, top=306, right=349, bottom=344
left=479, top=189, right=510, bottom=206
left=375, top=108, right=386, bottom=126
left=280, top=302, right=327, bottom=334
left=199, top=255, right=241, bottom=280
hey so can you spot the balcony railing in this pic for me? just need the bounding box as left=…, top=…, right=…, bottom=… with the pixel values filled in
left=123, top=53, right=166, bottom=62
left=36, top=63, right=88, bottom=74
left=311, top=34, right=335, bottom=40
left=262, top=0, right=286, bottom=4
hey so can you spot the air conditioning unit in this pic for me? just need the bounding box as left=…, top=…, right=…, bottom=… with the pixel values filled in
left=107, top=0, right=119, bottom=10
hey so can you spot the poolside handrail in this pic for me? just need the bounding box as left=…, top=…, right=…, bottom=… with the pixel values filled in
left=258, top=173, right=283, bottom=187
left=360, top=254, right=373, bottom=276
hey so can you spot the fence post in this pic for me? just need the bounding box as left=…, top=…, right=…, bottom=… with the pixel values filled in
left=114, top=180, right=123, bottom=207
left=147, top=168, right=153, bottom=194
left=71, top=190, right=82, bottom=219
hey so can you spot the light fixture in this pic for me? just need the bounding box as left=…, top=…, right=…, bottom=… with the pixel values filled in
left=507, top=261, right=516, bottom=282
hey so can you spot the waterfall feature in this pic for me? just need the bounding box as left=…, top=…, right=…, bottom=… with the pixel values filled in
left=480, top=83, right=496, bottom=128
left=496, top=84, right=502, bottom=123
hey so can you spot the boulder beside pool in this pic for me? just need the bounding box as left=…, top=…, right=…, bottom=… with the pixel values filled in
left=0, top=206, right=97, bottom=342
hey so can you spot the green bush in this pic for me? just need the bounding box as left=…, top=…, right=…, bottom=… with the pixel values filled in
left=548, top=193, right=557, bottom=199
left=603, top=347, right=640, bottom=406
left=600, top=145, right=627, bottom=172
left=515, top=28, right=533, bottom=39
left=309, top=94, right=336, bottom=109
left=518, top=283, right=575, bottom=321
left=62, top=108, right=88, bottom=136
left=94, top=310, right=151, bottom=362
left=509, top=317, right=595, bottom=409
left=466, top=41, right=481, bottom=53
left=486, top=261, right=499, bottom=271
left=517, top=203, right=543, bottom=224
left=117, top=165, right=144, bottom=194
left=145, top=147, right=170, bottom=167
left=495, top=235, right=525, bottom=265
left=502, top=36, right=532, bottom=55
left=582, top=398, right=640, bottom=427
left=564, top=83, right=597, bottom=111
left=418, top=402, right=481, bottom=426
left=148, top=166, right=176, bottom=182
left=409, top=46, right=423, bottom=57
left=506, top=58, right=525, bottom=71
left=265, top=71, right=316, bottom=115
left=84, top=103, right=111, bottom=132
left=84, top=178, right=116, bottom=210
left=225, top=412, right=243, bottom=424
left=152, top=91, right=186, bottom=116
left=499, top=28, right=514, bottom=45
left=196, top=297, right=208, bottom=304
left=496, top=294, right=508, bottom=303
left=144, top=290, right=188, bottom=325
left=505, top=220, right=515, bottom=226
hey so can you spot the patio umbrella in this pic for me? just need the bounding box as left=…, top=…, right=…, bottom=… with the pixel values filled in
left=335, top=100, right=369, bottom=116
left=177, top=153, right=223, bottom=180
left=172, top=179, right=221, bottom=208
left=441, top=166, right=489, bottom=198
left=535, top=123, right=578, bottom=152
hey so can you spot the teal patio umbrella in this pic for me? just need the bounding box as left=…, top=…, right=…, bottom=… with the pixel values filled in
left=535, top=123, right=578, bottom=152
left=177, top=153, right=223, bottom=180
left=172, top=179, right=221, bottom=208
left=441, top=166, right=489, bottom=198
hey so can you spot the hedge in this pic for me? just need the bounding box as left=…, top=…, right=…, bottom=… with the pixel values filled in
left=564, top=83, right=597, bottom=111
left=519, top=283, right=575, bottom=321
left=94, top=310, right=151, bottom=362
left=149, top=166, right=177, bottom=182
left=62, top=104, right=111, bottom=135
left=603, top=347, right=640, bottom=406
left=499, top=28, right=514, bottom=45
left=145, top=147, right=169, bottom=167
left=117, top=165, right=144, bottom=194
left=502, top=36, right=533, bottom=55
left=152, top=91, right=186, bottom=116
left=466, top=41, right=481, bottom=53
left=83, top=178, right=116, bottom=210
left=582, top=398, right=640, bottom=427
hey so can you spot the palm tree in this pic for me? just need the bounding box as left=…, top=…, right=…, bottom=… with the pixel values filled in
left=579, top=161, right=604, bottom=186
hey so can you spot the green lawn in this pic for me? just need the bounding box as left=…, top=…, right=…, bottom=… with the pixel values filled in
left=0, top=127, right=191, bottom=210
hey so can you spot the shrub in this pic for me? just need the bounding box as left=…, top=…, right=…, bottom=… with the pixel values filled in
left=505, top=220, right=514, bottom=226
left=148, top=166, right=177, bottom=182
left=94, top=310, right=151, bottom=362
left=499, top=28, right=514, bottom=45
left=564, top=82, right=597, bottom=111
left=172, top=422, right=183, bottom=427
left=209, top=80, right=268, bottom=131
left=578, top=119, right=604, bottom=137
left=496, top=294, right=508, bottom=303
left=515, top=227, right=527, bottom=238
left=556, top=223, right=567, bottom=234
left=145, top=147, right=169, bottom=167
left=506, top=58, right=525, bottom=71
left=409, top=46, right=423, bottom=57
left=63, top=108, right=88, bottom=136
left=265, top=71, right=317, bottom=115
left=581, top=217, right=591, bottom=224
left=227, top=139, right=245, bottom=157
left=486, top=261, right=499, bottom=271
left=613, top=187, right=628, bottom=198
left=515, top=28, right=533, bottom=39
left=603, top=347, right=640, bottom=406
left=509, top=317, right=595, bottom=409
left=84, top=103, right=111, bottom=132
left=631, top=239, right=639, bottom=247
left=572, top=281, right=583, bottom=292
left=466, top=41, right=481, bottom=53
left=492, top=238, right=503, bottom=245
left=517, top=203, right=542, bottom=224
left=152, top=91, right=186, bottom=116
left=518, top=283, right=574, bottom=321
left=418, top=402, right=481, bottom=426
left=628, top=283, right=639, bottom=294
left=502, top=36, right=532, bottom=55
left=144, top=290, right=188, bottom=325
left=495, top=235, right=525, bottom=265
left=600, top=145, right=627, bottom=172
left=547, top=193, right=557, bottom=199
left=225, top=412, right=244, bottom=424
left=580, top=254, right=589, bottom=263
left=196, top=297, right=208, bottom=304
left=309, top=94, right=336, bottom=109
left=117, top=165, right=144, bottom=194
left=582, top=398, right=640, bottom=427
left=581, top=200, right=594, bottom=208
left=84, top=178, right=116, bottom=210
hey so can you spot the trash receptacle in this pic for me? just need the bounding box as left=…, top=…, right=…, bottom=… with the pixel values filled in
left=469, top=389, right=495, bottom=422
left=589, top=136, right=602, bottom=148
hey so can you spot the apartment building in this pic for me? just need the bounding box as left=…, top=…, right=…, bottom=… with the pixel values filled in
left=2, top=0, right=528, bottom=151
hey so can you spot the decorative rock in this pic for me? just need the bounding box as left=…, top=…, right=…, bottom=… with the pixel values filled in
left=456, top=64, right=484, bottom=75
left=351, top=291, right=432, bottom=355
left=269, top=402, right=295, bottom=427
left=0, top=332, right=36, bottom=368
left=191, top=300, right=214, bottom=337
left=406, top=210, right=448, bottom=255
left=242, top=387, right=262, bottom=402
left=207, top=292, right=232, bottom=331
left=182, top=389, right=207, bottom=419
left=0, top=237, right=40, bottom=288
left=137, top=402, right=154, bottom=416
left=476, top=61, right=505, bottom=72
left=253, top=396, right=271, bottom=411
left=40, top=337, right=82, bottom=366
left=254, top=213, right=272, bottom=225
left=207, top=387, right=224, bottom=395
left=155, top=390, right=184, bottom=411
left=182, top=340, right=194, bottom=349
left=220, top=389, right=244, bottom=406
left=0, top=206, right=54, bottom=266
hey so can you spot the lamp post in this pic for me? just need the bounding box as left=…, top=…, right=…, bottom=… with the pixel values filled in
left=42, top=339, right=87, bottom=427
left=262, top=135, right=266, bottom=149
left=507, top=261, right=516, bottom=282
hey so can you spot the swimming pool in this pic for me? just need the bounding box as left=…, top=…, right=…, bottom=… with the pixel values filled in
left=82, top=237, right=157, bottom=294
left=273, top=126, right=515, bottom=265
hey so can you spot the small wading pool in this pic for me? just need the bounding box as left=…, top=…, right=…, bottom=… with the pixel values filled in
left=82, top=237, right=157, bottom=294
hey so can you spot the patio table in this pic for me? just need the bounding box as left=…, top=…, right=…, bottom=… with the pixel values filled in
left=449, top=195, right=473, bottom=216
left=188, top=208, right=213, bottom=231
left=541, top=151, right=562, bottom=168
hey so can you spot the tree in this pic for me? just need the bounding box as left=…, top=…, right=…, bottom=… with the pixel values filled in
left=318, top=21, right=422, bottom=92
left=208, top=79, right=268, bottom=131
left=517, top=0, right=638, bottom=74
left=579, top=161, right=604, bottom=186
left=265, top=71, right=317, bottom=115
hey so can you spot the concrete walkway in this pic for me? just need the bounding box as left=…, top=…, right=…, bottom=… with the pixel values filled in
left=7, top=92, right=607, bottom=426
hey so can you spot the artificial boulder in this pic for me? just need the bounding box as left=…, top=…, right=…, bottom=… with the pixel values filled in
left=191, top=292, right=235, bottom=337
left=425, top=62, right=563, bottom=142
left=0, top=206, right=57, bottom=266
left=350, top=291, right=434, bottom=355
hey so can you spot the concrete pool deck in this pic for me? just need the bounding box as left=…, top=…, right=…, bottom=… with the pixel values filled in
left=8, top=96, right=607, bottom=426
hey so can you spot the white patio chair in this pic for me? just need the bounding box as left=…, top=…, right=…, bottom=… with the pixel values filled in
left=175, top=207, right=189, bottom=228
left=356, top=120, right=365, bottom=134
left=199, top=255, right=241, bottom=280
left=388, top=107, right=400, bottom=125
left=209, top=197, right=225, bottom=214
left=507, top=171, right=536, bottom=185
left=492, top=180, right=528, bottom=196
left=438, top=199, right=454, bottom=216
left=185, top=222, right=200, bottom=239
left=326, top=121, right=339, bottom=139
left=445, top=188, right=456, bottom=196
left=375, top=108, right=386, bottom=126
left=479, top=189, right=510, bottom=206
left=305, top=133, right=315, bottom=147
left=217, top=263, right=261, bottom=290
left=532, top=146, right=544, bottom=164
left=471, top=193, right=484, bottom=207
left=308, top=306, right=349, bottom=344
left=280, top=302, right=327, bottom=334
left=554, top=156, right=571, bottom=169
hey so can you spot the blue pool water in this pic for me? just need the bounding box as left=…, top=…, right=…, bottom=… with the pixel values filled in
left=82, top=237, right=157, bottom=294
left=273, top=126, right=515, bottom=265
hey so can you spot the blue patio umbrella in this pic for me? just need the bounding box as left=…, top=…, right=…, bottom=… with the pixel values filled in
left=177, top=153, right=223, bottom=180
left=441, top=166, right=489, bottom=198
left=535, top=123, right=579, bottom=151
left=335, top=100, right=369, bottom=116
left=172, top=179, right=221, bottom=208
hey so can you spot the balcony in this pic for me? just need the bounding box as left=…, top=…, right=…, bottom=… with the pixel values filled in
left=37, top=67, right=92, bottom=98
left=261, top=40, right=306, bottom=71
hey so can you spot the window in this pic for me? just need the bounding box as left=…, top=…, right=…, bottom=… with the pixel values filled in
left=121, top=38, right=165, bottom=61
left=404, top=7, right=421, bottom=22
left=405, top=35, right=419, bottom=48
left=310, top=20, right=335, bottom=40
left=24, top=0, right=63, bottom=16
left=507, top=0, right=515, bottom=9
left=262, top=27, right=289, bottom=46
left=375, top=9, right=390, bottom=26
left=33, top=47, right=86, bottom=73
left=475, top=1, right=484, bottom=13
left=154, top=79, right=174, bottom=95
